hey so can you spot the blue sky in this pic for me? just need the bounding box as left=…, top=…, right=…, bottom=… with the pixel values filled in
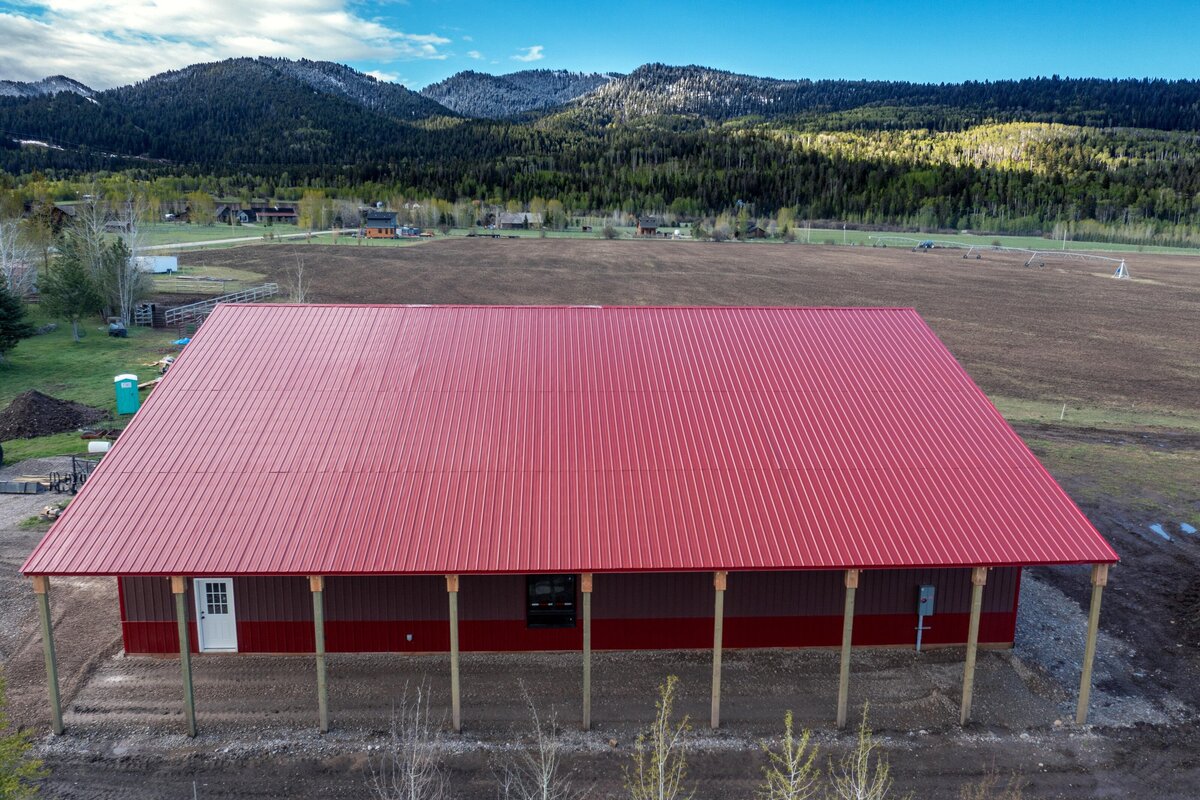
left=2, top=0, right=1199, bottom=90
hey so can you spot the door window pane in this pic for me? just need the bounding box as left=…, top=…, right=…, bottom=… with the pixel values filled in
left=205, top=582, right=228, bottom=615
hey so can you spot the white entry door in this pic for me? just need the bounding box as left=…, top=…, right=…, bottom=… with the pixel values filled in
left=194, top=578, right=238, bottom=652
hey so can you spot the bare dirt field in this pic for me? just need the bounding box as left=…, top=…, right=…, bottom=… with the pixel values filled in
left=183, top=239, right=1200, bottom=415
left=4, top=239, right=1199, bottom=798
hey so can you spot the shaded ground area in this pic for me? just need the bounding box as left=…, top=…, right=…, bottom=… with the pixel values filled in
left=184, top=239, right=1200, bottom=414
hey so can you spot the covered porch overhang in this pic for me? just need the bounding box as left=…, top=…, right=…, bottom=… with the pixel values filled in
left=27, top=561, right=1112, bottom=737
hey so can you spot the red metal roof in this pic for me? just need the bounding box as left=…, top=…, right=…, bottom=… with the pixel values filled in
left=22, top=305, right=1118, bottom=577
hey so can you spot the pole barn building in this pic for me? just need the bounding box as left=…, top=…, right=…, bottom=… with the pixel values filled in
left=23, top=304, right=1117, bottom=736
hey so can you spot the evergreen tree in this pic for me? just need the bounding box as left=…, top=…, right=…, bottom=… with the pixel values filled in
left=0, top=284, right=33, bottom=364
left=40, top=238, right=104, bottom=342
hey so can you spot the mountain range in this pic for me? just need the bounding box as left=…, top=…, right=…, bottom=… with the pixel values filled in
left=2, top=58, right=1199, bottom=238
left=0, top=75, right=93, bottom=99
left=421, top=69, right=618, bottom=118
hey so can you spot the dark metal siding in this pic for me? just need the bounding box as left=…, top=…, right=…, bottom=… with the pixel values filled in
left=120, top=568, right=1020, bottom=654
left=325, top=576, right=445, bottom=621
left=461, top=575, right=526, bottom=621
left=592, top=572, right=711, bottom=619
left=726, top=571, right=844, bottom=616
left=233, top=576, right=310, bottom=621
left=856, top=567, right=1018, bottom=615
left=120, top=577, right=174, bottom=621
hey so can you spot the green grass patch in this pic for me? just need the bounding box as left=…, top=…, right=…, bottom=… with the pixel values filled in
left=150, top=264, right=267, bottom=294
left=992, top=396, right=1200, bottom=433
left=2, top=431, right=96, bottom=462
left=138, top=222, right=307, bottom=246
left=18, top=514, right=52, bottom=530
left=0, top=306, right=178, bottom=413
left=1026, top=436, right=1200, bottom=528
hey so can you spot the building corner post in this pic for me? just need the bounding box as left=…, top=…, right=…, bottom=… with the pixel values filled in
left=32, top=576, right=64, bottom=735
left=171, top=576, right=197, bottom=738
left=310, top=575, right=328, bottom=733
left=1076, top=563, right=1110, bottom=725
left=581, top=572, right=593, bottom=731
left=836, top=569, right=860, bottom=730
left=446, top=574, right=461, bottom=733
left=711, top=571, right=727, bottom=730
left=959, top=566, right=988, bottom=726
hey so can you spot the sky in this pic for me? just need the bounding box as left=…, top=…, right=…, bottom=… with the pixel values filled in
left=2, top=0, right=1199, bottom=91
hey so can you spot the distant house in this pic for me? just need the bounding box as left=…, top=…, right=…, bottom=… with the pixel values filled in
left=253, top=206, right=298, bottom=225
left=216, top=204, right=251, bottom=224
left=49, top=204, right=77, bottom=231
left=364, top=211, right=399, bottom=239
left=636, top=216, right=659, bottom=236
left=498, top=212, right=543, bottom=230
left=742, top=223, right=769, bottom=239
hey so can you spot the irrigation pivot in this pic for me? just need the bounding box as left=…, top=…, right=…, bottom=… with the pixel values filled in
left=868, top=236, right=1133, bottom=279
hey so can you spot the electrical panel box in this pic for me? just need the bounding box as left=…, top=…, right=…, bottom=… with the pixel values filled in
left=918, top=585, right=936, bottom=616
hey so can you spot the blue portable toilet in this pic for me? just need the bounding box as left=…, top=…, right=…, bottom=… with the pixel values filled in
left=114, top=373, right=140, bottom=415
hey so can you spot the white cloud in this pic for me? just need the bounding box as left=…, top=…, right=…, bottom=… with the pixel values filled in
left=0, top=2, right=452, bottom=89
left=466, top=50, right=484, bottom=60
left=511, top=45, right=544, bottom=63
left=365, top=70, right=401, bottom=83
left=461, top=35, right=473, bottom=42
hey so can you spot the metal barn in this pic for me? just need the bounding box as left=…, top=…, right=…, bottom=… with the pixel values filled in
left=23, top=304, right=1117, bottom=736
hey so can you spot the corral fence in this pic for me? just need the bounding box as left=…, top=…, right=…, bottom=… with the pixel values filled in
left=164, top=283, right=279, bottom=327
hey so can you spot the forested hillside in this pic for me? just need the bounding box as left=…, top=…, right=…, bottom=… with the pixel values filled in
left=422, top=69, right=617, bottom=118
left=2, top=59, right=1199, bottom=241
left=571, top=64, right=1200, bottom=130
left=0, top=75, right=93, bottom=99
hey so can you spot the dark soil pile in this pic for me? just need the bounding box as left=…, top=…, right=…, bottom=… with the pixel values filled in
left=0, top=391, right=108, bottom=440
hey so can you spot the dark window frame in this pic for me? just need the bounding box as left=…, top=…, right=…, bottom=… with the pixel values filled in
left=525, top=574, right=578, bottom=629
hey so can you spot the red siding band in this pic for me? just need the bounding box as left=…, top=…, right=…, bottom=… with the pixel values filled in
left=121, top=611, right=1017, bottom=655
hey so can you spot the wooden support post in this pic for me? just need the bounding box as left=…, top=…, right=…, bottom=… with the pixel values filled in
left=171, top=576, right=197, bottom=738
left=836, top=569, right=860, bottom=730
left=1076, top=563, right=1109, bottom=725
left=310, top=575, right=328, bottom=733
left=959, top=567, right=988, bottom=726
left=710, top=571, right=727, bottom=730
left=32, top=576, right=63, bottom=735
left=581, top=573, right=593, bottom=731
left=446, top=574, right=461, bottom=733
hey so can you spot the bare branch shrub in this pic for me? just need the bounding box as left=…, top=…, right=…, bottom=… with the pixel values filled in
left=826, top=705, right=908, bottom=800
left=758, top=711, right=820, bottom=800
left=285, top=254, right=310, bottom=303
left=366, top=683, right=451, bottom=800
left=958, top=769, right=1025, bottom=800
left=495, top=687, right=582, bottom=800
left=112, top=196, right=149, bottom=325
left=625, top=675, right=693, bottom=800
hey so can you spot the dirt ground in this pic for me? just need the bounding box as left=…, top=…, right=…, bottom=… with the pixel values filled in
left=3, top=239, right=1198, bottom=798
left=184, top=239, right=1200, bottom=413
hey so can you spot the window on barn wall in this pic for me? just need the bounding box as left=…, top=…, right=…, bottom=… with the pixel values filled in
left=526, top=575, right=577, bottom=628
